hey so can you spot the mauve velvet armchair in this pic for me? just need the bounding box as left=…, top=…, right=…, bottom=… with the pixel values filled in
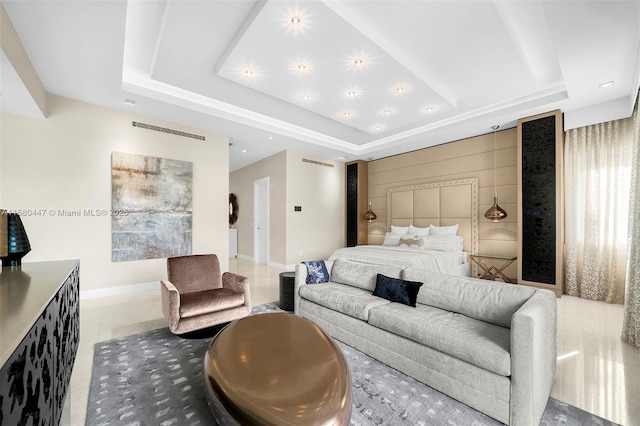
left=161, top=254, right=251, bottom=334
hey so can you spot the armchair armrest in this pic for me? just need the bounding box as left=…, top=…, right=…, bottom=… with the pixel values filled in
left=222, top=272, right=251, bottom=311
left=510, top=289, right=557, bottom=426
left=160, top=280, right=180, bottom=332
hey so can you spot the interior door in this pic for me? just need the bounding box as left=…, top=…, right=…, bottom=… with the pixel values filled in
left=253, top=177, right=269, bottom=264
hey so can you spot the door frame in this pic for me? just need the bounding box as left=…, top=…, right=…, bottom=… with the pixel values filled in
left=253, top=177, right=270, bottom=264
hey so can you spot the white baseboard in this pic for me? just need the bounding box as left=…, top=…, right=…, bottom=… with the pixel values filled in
left=80, top=281, right=159, bottom=300
left=268, top=262, right=297, bottom=271
left=234, top=254, right=295, bottom=271
left=236, top=253, right=254, bottom=262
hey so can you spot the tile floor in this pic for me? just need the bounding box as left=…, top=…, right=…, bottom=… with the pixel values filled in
left=69, top=259, right=640, bottom=426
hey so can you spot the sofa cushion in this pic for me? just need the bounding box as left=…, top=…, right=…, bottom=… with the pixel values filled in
left=299, top=283, right=390, bottom=321
left=373, top=274, right=423, bottom=307
left=369, top=303, right=512, bottom=376
left=403, top=269, right=536, bottom=328
left=180, top=288, right=244, bottom=318
left=331, top=258, right=403, bottom=292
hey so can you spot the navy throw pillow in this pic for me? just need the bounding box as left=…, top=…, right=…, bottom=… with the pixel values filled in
left=302, top=260, right=330, bottom=284
left=373, top=274, right=423, bottom=307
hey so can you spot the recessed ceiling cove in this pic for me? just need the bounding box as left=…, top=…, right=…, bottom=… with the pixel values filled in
left=216, top=1, right=452, bottom=135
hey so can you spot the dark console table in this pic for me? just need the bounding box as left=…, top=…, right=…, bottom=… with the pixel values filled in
left=0, top=260, right=80, bottom=425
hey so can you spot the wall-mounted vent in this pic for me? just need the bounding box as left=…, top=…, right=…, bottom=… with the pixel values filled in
left=132, top=121, right=206, bottom=141
left=302, top=158, right=334, bottom=168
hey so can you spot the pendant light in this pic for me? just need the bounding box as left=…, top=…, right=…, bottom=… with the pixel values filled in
left=484, top=125, right=508, bottom=222
left=364, top=202, right=377, bottom=222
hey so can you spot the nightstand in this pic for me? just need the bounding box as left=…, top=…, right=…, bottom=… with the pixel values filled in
left=468, top=254, right=517, bottom=284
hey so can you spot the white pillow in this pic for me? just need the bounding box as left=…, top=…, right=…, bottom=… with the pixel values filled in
left=382, top=232, right=402, bottom=246
left=429, top=224, right=459, bottom=236
left=423, top=235, right=459, bottom=251
left=409, top=225, right=430, bottom=235
left=391, top=225, right=410, bottom=235
left=455, top=235, right=464, bottom=251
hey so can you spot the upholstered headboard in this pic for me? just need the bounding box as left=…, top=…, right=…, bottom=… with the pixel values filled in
left=386, top=178, right=479, bottom=254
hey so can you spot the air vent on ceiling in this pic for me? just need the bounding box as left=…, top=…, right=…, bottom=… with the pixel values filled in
left=132, top=121, right=206, bottom=141
left=302, top=158, right=334, bottom=168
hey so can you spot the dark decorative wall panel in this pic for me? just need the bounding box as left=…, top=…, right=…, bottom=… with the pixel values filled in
left=521, top=116, right=557, bottom=284
left=0, top=263, right=80, bottom=425
left=346, top=163, right=359, bottom=247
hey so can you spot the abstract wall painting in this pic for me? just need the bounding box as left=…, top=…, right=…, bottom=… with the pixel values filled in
left=111, top=152, right=193, bottom=262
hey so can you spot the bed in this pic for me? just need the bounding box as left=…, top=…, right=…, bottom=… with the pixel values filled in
left=330, top=178, right=479, bottom=276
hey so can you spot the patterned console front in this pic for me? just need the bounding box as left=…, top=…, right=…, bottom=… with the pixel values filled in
left=0, top=262, right=80, bottom=426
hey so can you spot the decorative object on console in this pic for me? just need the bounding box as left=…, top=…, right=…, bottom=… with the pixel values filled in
left=363, top=202, right=377, bottom=222
left=229, top=193, right=238, bottom=226
left=484, top=125, right=508, bottom=222
left=0, top=213, right=31, bottom=267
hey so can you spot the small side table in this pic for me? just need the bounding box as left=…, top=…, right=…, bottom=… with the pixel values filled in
left=469, top=254, right=517, bottom=284
left=279, top=271, right=296, bottom=312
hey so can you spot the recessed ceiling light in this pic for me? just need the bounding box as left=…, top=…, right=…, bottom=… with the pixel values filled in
left=296, top=90, right=315, bottom=103
left=348, top=54, right=370, bottom=71
left=284, top=9, right=309, bottom=33
left=380, top=107, right=394, bottom=116
left=342, top=87, right=362, bottom=99
left=390, top=83, right=410, bottom=96
left=372, top=124, right=385, bottom=132
left=267, top=136, right=273, bottom=140
left=339, top=110, right=355, bottom=119
left=239, top=66, right=260, bottom=80
left=599, top=80, right=614, bottom=88
left=242, top=149, right=247, bottom=153
left=291, top=59, right=313, bottom=75
left=421, top=105, right=438, bottom=113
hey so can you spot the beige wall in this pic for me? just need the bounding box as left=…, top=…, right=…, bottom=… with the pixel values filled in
left=229, top=150, right=345, bottom=269
left=286, top=151, right=344, bottom=264
left=368, top=128, right=518, bottom=278
left=229, top=151, right=287, bottom=266
left=0, top=95, right=230, bottom=291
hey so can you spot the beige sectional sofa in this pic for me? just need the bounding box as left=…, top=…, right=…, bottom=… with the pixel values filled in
left=294, top=258, right=557, bottom=425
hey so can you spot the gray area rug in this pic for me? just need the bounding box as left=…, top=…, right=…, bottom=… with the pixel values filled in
left=86, top=304, right=619, bottom=426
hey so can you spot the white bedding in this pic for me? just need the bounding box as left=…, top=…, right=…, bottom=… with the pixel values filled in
left=328, top=245, right=468, bottom=276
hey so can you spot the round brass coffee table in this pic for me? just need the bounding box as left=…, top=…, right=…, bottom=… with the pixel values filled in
left=203, top=312, right=352, bottom=426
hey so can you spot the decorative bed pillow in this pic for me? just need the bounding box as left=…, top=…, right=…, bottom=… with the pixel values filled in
left=302, top=260, right=330, bottom=284
left=399, top=235, right=425, bottom=248
left=382, top=232, right=402, bottom=246
left=391, top=225, right=410, bottom=235
left=422, top=235, right=460, bottom=252
left=429, top=224, right=459, bottom=235
left=373, top=274, right=423, bottom=307
left=409, top=224, right=430, bottom=235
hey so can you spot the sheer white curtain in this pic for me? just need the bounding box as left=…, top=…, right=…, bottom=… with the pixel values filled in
left=564, top=114, right=635, bottom=304
left=623, top=100, right=640, bottom=349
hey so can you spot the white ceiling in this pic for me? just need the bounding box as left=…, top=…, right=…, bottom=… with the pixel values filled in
left=1, top=0, right=639, bottom=172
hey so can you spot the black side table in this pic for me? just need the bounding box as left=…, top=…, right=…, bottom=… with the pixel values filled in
left=279, top=272, right=296, bottom=312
